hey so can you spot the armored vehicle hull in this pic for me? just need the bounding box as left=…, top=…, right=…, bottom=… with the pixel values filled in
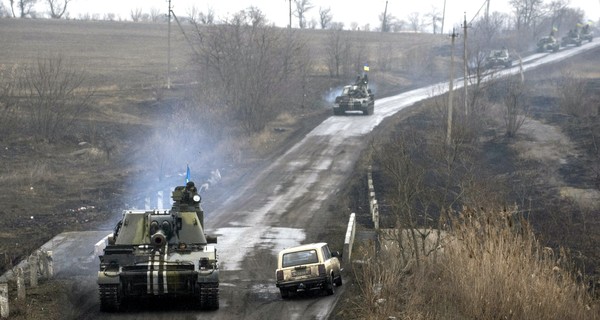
left=485, top=49, right=513, bottom=69
left=537, top=36, right=560, bottom=53
left=561, top=34, right=582, bottom=47
left=333, top=75, right=374, bottom=115
left=98, top=183, right=219, bottom=311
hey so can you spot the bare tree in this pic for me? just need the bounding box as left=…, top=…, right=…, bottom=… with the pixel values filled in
left=407, top=12, right=423, bottom=32
left=0, top=65, right=22, bottom=139
left=325, top=28, right=345, bottom=77
left=198, top=9, right=215, bottom=25
left=11, top=0, right=37, bottom=18
left=329, top=21, right=344, bottom=30
left=246, top=6, right=267, bottom=27
left=188, top=6, right=215, bottom=25
left=502, top=75, right=529, bottom=137
left=293, top=0, right=313, bottom=29
left=193, top=16, right=310, bottom=133
left=509, top=0, right=544, bottom=31
left=130, top=8, right=142, bottom=22
left=391, top=19, right=406, bottom=32
left=425, top=6, right=442, bottom=34
left=318, top=6, right=332, bottom=29
left=149, top=7, right=161, bottom=23
left=103, top=12, right=115, bottom=21
left=46, top=0, right=71, bottom=19
left=19, top=56, right=94, bottom=142
left=0, top=2, right=8, bottom=17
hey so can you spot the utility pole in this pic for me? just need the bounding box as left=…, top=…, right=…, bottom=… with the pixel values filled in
left=441, top=0, right=447, bottom=34
left=447, top=28, right=459, bottom=146
left=382, top=1, right=388, bottom=32
left=288, top=0, right=292, bottom=28
left=463, top=13, right=468, bottom=117
left=486, top=0, right=491, bottom=20
left=167, top=0, right=172, bottom=89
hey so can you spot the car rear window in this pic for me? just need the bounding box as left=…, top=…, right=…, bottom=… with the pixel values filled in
left=282, top=249, right=319, bottom=268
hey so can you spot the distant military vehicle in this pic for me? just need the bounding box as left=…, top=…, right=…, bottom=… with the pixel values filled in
left=561, top=29, right=582, bottom=47
left=97, top=182, right=219, bottom=312
left=537, top=36, right=560, bottom=53
left=485, top=49, right=513, bottom=69
left=580, top=24, right=593, bottom=43
left=333, top=74, right=375, bottom=115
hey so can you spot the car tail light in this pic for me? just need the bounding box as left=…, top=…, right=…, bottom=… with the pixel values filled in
left=276, top=270, right=283, bottom=281
left=318, top=264, right=326, bottom=276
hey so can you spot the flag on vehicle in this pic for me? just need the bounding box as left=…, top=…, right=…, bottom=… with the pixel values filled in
left=363, top=64, right=370, bottom=72
left=186, top=165, right=191, bottom=183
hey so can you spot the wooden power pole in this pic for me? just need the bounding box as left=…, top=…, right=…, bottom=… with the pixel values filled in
left=382, top=1, right=388, bottom=32
left=441, top=0, right=447, bottom=34
left=447, top=28, right=459, bottom=146
left=288, top=0, right=292, bottom=28
left=167, top=0, right=172, bottom=89
left=463, top=13, right=468, bottom=117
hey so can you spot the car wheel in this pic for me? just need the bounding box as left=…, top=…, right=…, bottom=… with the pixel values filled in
left=280, top=288, right=290, bottom=299
left=334, top=273, right=343, bottom=286
left=325, top=274, right=335, bottom=295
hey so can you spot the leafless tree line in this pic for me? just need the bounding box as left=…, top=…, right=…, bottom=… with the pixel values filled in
left=0, top=0, right=593, bottom=38
left=0, top=56, right=93, bottom=142
left=191, top=10, right=311, bottom=134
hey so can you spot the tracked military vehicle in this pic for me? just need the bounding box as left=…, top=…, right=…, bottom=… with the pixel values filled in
left=485, top=49, right=513, bottom=69
left=333, top=74, right=374, bottom=115
left=580, top=26, right=593, bottom=43
left=561, top=30, right=582, bottom=47
left=537, top=36, right=560, bottom=53
left=97, top=182, right=219, bottom=311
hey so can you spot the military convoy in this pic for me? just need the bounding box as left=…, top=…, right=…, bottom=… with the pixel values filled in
left=97, top=182, right=219, bottom=312
left=333, top=74, right=375, bottom=115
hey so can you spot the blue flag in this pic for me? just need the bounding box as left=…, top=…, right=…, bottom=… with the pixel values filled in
left=186, top=165, right=191, bottom=183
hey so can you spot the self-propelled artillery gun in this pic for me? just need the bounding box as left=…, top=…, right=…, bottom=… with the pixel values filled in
left=97, top=182, right=219, bottom=311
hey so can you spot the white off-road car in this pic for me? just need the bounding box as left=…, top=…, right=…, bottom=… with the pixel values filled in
left=275, top=243, right=342, bottom=299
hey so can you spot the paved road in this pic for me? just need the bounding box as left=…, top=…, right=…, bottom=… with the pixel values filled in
left=23, top=40, right=600, bottom=320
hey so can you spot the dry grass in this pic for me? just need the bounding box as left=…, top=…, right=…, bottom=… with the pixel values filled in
left=398, top=207, right=599, bottom=320
left=341, top=207, right=599, bottom=320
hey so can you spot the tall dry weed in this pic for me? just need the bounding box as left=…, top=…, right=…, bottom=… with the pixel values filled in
left=403, top=207, right=598, bottom=319
left=345, top=207, right=599, bottom=319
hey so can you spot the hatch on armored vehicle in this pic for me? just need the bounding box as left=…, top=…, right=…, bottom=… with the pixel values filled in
left=97, top=182, right=219, bottom=312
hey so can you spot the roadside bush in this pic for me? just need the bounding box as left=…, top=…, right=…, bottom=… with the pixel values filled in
left=556, top=71, right=595, bottom=117
left=0, top=64, right=23, bottom=140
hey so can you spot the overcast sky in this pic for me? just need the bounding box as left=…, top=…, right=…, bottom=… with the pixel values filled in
left=63, top=0, right=600, bottom=30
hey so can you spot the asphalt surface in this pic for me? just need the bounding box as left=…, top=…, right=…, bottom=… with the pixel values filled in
left=19, top=40, right=600, bottom=320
